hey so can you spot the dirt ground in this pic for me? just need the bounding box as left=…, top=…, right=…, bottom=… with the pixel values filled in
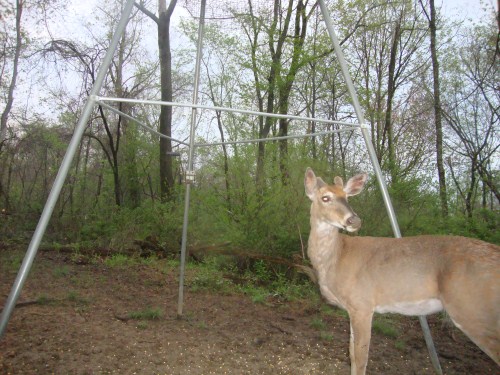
left=0, top=247, right=497, bottom=375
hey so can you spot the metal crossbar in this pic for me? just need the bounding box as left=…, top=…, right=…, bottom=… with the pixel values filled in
left=96, top=97, right=359, bottom=149
left=95, top=96, right=362, bottom=129
left=97, top=101, right=190, bottom=146
left=194, top=127, right=359, bottom=148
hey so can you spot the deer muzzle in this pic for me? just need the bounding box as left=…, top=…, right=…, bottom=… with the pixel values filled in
left=345, top=214, right=361, bottom=232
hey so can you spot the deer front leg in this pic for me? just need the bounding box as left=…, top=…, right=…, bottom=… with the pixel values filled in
left=349, top=311, right=373, bottom=375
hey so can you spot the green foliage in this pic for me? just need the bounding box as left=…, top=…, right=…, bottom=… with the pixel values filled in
left=269, top=273, right=314, bottom=302
left=253, top=260, right=271, bottom=282
left=78, top=199, right=183, bottom=251
left=443, top=209, right=500, bottom=245
left=243, top=286, right=269, bottom=304
left=183, top=254, right=316, bottom=305
left=189, top=160, right=311, bottom=258
left=188, top=257, right=234, bottom=294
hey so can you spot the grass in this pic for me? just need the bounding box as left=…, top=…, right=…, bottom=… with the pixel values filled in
left=372, top=315, right=400, bottom=338
left=36, top=294, right=52, bottom=305
left=310, top=316, right=334, bottom=341
left=320, top=304, right=349, bottom=320
left=196, top=320, right=208, bottom=329
left=395, top=339, right=406, bottom=351
left=66, top=290, right=89, bottom=305
left=104, top=254, right=137, bottom=268
left=136, top=321, right=149, bottom=330
left=248, top=287, right=269, bottom=305
left=53, top=265, right=71, bottom=278
left=310, top=316, right=327, bottom=330
left=128, top=307, right=163, bottom=321
left=1, top=252, right=23, bottom=273
left=189, top=261, right=234, bottom=294
left=334, top=308, right=349, bottom=319
left=319, top=331, right=334, bottom=341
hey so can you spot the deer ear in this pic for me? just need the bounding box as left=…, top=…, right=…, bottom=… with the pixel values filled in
left=334, top=176, right=343, bottom=187
left=344, top=173, right=367, bottom=197
left=304, top=168, right=317, bottom=200
left=305, top=168, right=325, bottom=200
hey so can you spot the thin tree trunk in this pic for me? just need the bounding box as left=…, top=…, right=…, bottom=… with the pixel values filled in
left=384, top=17, right=401, bottom=183
left=0, top=0, right=22, bottom=150
left=277, top=0, right=308, bottom=185
left=426, top=0, right=448, bottom=216
left=215, top=110, right=231, bottom=208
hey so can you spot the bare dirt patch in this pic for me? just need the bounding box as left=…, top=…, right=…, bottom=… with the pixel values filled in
left=0, top=247, right=497, bottom=374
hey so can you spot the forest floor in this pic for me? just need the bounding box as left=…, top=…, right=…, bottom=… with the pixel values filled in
left=0, top=245, right=497, bottom=375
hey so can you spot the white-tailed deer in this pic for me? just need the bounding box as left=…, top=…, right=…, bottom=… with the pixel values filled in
left=304, top=168, right=499, bottom=375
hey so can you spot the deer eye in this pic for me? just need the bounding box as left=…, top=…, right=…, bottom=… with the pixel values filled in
left=321, top=196, right=331, bottom=203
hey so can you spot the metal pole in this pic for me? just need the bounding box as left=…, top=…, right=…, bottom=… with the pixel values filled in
left=317, top=1, right=443, bottom=374
left=177, top=0, right=206, bottom=318
left=0, top=0, right=136, bottom=339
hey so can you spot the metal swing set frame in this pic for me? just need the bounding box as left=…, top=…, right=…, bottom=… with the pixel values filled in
left=0, top=1, right=443, bottom=373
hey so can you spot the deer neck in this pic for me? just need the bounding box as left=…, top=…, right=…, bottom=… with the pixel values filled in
left=307, top=215, right=343, bottom=275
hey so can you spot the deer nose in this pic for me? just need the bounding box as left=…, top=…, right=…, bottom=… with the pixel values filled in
left=346, top=214, right=361, bottom=228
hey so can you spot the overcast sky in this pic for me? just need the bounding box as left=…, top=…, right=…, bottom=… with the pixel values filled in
left=7, top=0, right=497, bottom=122
left=58, top=0, right=497, bottom=41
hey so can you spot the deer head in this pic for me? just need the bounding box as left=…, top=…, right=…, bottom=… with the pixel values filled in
left=304, top=168, right=367, bottom=232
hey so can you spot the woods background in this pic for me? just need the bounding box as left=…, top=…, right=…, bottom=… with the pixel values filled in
left=0, top=0, right=498, bottom=257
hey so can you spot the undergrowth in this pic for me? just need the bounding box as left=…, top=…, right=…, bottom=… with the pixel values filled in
left=186, top=255, right=317, bottom=305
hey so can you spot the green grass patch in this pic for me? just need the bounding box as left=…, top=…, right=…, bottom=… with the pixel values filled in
left=334, top=308, right=349, bottom=319
left=239, top=285, right=269, bottom=304
left=196, top=320, right=208, bottom=329
left=320, top=304, right=349, bottom=319
left=136, top=321, right=149, bottom=330
left=66, top=290, right=89, bottom=305
left=310, top=317, right=327, bottom=330
left=1, top=252, right=23, bottom=273
left=319, top=331, right=334, bottom=341
left=372, top=316, right=400, bottom=338
left=188, top=258, right=235, bottom=294
left=395, top=339, right=406, bottom=351
left=128, top=307, right=163, bottom=321
left=104, top=254, right=137, bottom=268
left=269, top=274, right=315, bottom=302
left=53, top=265, right=71, bottom=278
left=252, top=290, right=269, bottom=305
left=36, top=294, right=52, bottom=305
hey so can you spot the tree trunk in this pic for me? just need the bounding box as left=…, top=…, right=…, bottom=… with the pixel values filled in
left=384, top=17, right=401, bottom=183
left=215, top=110, right=231, bottom=208
left=277, top=0, right=307, bottom=185
left=255, top=0, right=289, bottom=193
left=0, top=0, right=22, bottom=150
left=427, top=0, right=448, bottom=216
left=98, top=105, right=122, bottom=206
left=158, top=1, right=177, bottom=202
